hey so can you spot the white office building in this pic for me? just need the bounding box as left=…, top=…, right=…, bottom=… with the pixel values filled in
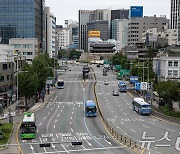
left=58, top=28, right=71, bottom=50
left=153, top=55, right=180, bottom=82
left=44, top=7, right=56, bottom=58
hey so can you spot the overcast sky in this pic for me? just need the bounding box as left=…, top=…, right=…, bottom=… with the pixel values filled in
left=45, top=0, right=170, bottom=26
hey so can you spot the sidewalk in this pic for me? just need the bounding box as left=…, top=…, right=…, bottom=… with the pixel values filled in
left=0, top=89, right=53, bottom=153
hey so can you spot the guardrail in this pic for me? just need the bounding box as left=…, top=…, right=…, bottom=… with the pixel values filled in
left=91, top=67, right=144, bottom=153
left=151, top=110, right=180, bottom=124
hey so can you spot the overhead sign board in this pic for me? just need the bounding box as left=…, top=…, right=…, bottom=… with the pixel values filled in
left=129, top=76, right=139, bottom=84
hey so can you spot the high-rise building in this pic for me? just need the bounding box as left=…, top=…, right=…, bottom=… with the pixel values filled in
left=111, top=9, right=129, bottom=21
left=79, top=9, right=111, bottom=51
left=0, top=0, right=44, bottom=49
left=128, top=15, right=168, bottom=45
left=87, top=20, right=110, bottom=40
left=58, top=28, right=70, bottom=50
left=44, top=7, right=56, bottom=58
left=170, top=0, right=180, bottom=42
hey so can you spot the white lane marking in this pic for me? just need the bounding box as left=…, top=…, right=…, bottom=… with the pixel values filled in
left=124, top=113, right=127, bottom=116
left=55, top=120, right=57, bottom=123
left=61, top=110, right=62, bottom=112
left=44, top=117, right=46, bottom=120
left=39, top=137, right=47, bottom=153
left=37, top=129, right=39, bottom=133
left=51, top=108, right=53, bottom=110
left=71, top=117, right=72, bottom=120
left=71, top=128, right=74, bottom=132
left=70, top=122, right=72, bottom=125
left=54, top=125, right=56, bottom=129
left=115, top=116, right=117, bottom=119
left=104, top=139, right=112, bottom=145
left=131, top=129, right=136, bottom=133
left=127, top=103, right=129, bottom=106
left=143, top=125, right=149, bottom=129
left=39, top=123, right=41, bottom=126
left=62, top=144, right=69, bottom=153
left=121, top=122, right=124, bottom=125
left=48, top=112, right=50, bottom=114
left=166, top=128, right=175, bottom=132
left=73, top=107, right=74, bottom=110
left=56, top=134, right=59, bottom=139
left=72, top=112, right=74, bottom=115
left=150, top=121, right=155, bottom=125
left=58, top=114, right=60, bottom=117
left=84, top=139, right=92, bottom=146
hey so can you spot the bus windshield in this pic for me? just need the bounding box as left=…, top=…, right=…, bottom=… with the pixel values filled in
left=86, top=106, right=96, bottom=113
left=57, top=80, right=64, bottom=89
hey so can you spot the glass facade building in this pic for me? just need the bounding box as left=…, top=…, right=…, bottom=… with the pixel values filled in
left=0, top=0, right=44, bottom=44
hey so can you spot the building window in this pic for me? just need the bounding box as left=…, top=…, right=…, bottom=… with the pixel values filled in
left=168, top=70, right=172, bottom=76
left=174, top=61, right=178, bottom=67
left=22, top=44, right=33, bottom=48
left=0, top=76, right=4, bottom=82
left=168, top=61, right=172, bottom=67
left=14, top=44, right=21, bottom=48
left=173, top=70, right=178, bottom=76
left=3, top=64, right=8, bottom=70
left=7, top=75, right=9, bottom=81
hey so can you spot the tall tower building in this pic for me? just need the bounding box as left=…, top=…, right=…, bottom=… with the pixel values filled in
left=171, top=0, right=180, bottom=42
left=44, top=7, right=56, bottom=58
left=0, top=0, right=44, bottom=49
left=79, top=9, right=111, bottom=52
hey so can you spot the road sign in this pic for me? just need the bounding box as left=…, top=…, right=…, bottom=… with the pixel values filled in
left=141, top=82, right=147, bottom=90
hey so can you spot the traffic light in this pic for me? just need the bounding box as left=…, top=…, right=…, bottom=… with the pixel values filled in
left=71, top=142, right=82, bottom=145
left=39, top=143, right=51, bottom=147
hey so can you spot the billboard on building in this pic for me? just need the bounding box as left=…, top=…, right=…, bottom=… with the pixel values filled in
left=130, top=6, right=143, bottom=17
left=88, top=31, right=100, bottom=37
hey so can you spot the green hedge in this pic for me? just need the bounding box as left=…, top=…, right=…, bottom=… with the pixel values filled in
left=0, top=123, right=13, bottom=146
left=159, top=106, right=180, bottom=119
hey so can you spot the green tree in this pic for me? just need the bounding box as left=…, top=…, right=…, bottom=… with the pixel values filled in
left=31, top=54, right=51, bottom=93
left=145, top=48, right=157, bottom=60
left=156, top=81, right=180, bottom=109
left=111, top=53, right=130, bottom=69
left=18, top=67, right=38, bottom=109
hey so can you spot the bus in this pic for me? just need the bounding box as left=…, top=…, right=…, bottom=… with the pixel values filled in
left=20, top=112, right=36, bottom=139
left=118, top=81, right=127, bottom=92
left=85, top=100, right=97, bottom=117
left=57, top=80, right=64, bottom=89
left=132, top=97, right=151, bottom=115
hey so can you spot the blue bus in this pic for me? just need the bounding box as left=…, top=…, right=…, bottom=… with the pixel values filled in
left=85, top=100, right=97, bottom=117
left=57, top=80, right=64, bottom=89
left=118, top=81, right=127, bottom=92
left=132, top=97, right=151, bottom=115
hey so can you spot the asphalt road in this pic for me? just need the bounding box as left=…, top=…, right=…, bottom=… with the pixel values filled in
left=19, top=63, right=135, bottom=154
left=93, top=65, right=180, bottom=154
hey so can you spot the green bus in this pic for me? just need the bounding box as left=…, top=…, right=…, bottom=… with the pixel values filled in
left=20, top=112, right=36, bottom=139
